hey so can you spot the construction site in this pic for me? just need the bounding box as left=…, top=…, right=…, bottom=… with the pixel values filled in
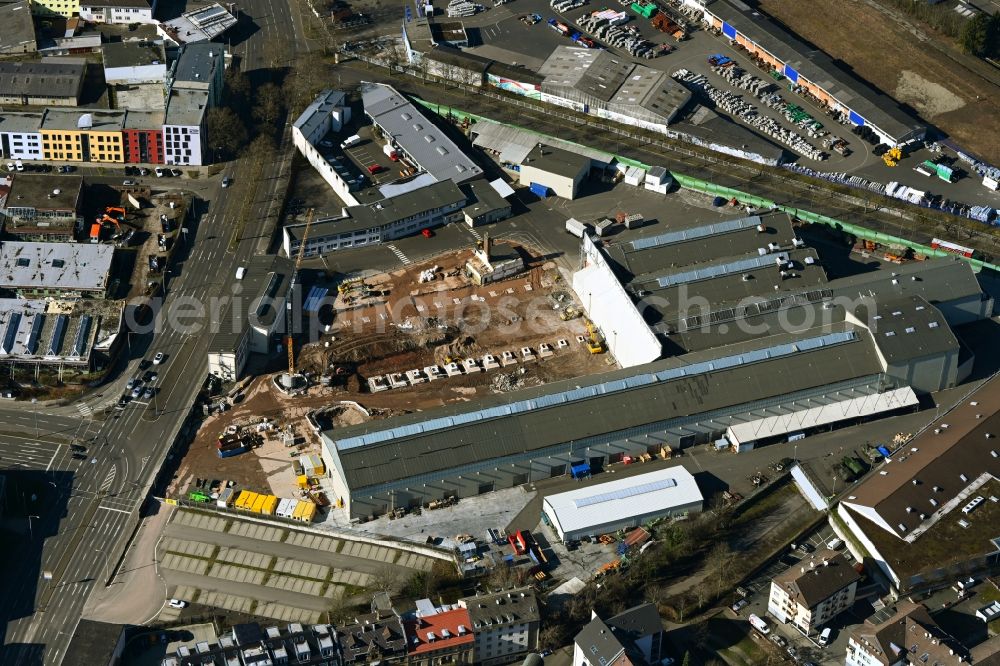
left=172, top=234, right=614, bottom=524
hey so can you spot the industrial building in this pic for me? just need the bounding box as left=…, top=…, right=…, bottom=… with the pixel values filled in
left=542, top=467, right=703, bottom=541
left=321, top=320, right=940, bottom=518
left=0, top=298, right=123, bottom=369
left=0, top=241, right=114, bottom=298
left=538, top=46, right=692, bottom=132
left=0, top=174, right=84, bottom=241
left=517, top=144, right=591, bottom=200
left=767, top=550, right=860, bottom=636
left=291, top=90, right=357, bottom=206
left=837, top=374, right=1000, bottom=597
left=282, top=180, right=467, bottom=258
left=0, top=1, right=38, bottom=55
left=207, top=254, right=295, bottom=381
left=361, top=82, right=483, bottom=185
left=461, top=179, right=513, bottom=227
left=0, top=60, right=85, bottom=107
left=576, top=211, right=991, bottom=374
left=682, top=0, right=925, bottom=146
left=102, top=41, right=168, bottom=86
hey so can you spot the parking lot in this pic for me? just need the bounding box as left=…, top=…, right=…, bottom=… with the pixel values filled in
left=157, top=508, right=441, bottom=623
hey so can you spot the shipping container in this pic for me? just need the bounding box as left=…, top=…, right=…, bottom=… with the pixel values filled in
left=235, top=490, right=254, bottom=509
left=250, top=494, right=266, bottom=514
left=218, top=445, right=249, bottom=458
left=217, top=487, right=235, bottom=508
left=529, top=182, right=551, bottom=197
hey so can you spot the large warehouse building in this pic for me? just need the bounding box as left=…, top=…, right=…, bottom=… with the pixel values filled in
left=543, top=467, right=703, bottom=541
left=682, top=0, right=925, bottom=146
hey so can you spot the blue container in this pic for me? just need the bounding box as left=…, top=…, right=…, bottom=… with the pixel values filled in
left=876, top=445, right=891, bottom=458
left=218, top=445, right=249, bottom=458
left=529, top=182, right=550, bottom=198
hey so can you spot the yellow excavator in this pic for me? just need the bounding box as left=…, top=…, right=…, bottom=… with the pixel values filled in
left=585, top=321, right=605, bottom=354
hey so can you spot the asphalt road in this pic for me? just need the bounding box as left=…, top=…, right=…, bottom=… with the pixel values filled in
left=0, top=0, right=306, bottom=658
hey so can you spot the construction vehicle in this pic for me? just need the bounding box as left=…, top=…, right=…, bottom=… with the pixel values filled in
left=285, top=209, right=315, bottom=377
left=882, top=146, right=902, bottom=167
left=559, top=306, right=580, bottom=321
left=585, top=321, right=605, bottom=354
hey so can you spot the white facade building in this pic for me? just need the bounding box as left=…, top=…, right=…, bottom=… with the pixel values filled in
left=767, top=550, right=860, bottom=636
left=0, top=113, right=44, bottom=160
left=79, top=0, right=155, bottom=24
left=291, top=89, right=359, bottom=207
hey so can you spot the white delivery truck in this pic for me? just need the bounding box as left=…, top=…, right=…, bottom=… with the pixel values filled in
left=748, top=614, right=770, bottom=635
left=565, top=218, right=591, bottom=238
left=340, top=134, right=362, bottom=149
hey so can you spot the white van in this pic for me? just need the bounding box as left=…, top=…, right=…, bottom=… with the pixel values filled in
left=748, top=614, right=770, bottom=635
left=340, top=134, right=362, bottom=149
left=235, top=266, right=247, bottom=280
left=818, top=627, right=832, bottom=646
left=826, top=538, right=844, bottom=550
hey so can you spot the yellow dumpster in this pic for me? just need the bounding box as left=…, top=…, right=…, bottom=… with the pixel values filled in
left=261, top=495, right=279, bottom=515
left=250, top=494, right=266, bottom=514
left=298, top=501, right=317, bottom=523
left=234, top=490, right=250, bottom=509
left=297, top=475, right=309, bottom=489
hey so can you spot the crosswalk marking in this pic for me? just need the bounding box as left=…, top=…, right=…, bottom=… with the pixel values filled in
left=77, top=402, right=93, bottom=418
left=99, top=465, right=117, bottom=494
left=386, top=244, right=411, bottom=265
left=468, top=228, right=482, bottom=241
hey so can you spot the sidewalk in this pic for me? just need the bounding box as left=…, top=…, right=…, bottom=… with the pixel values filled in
left=83, top=503, right=174, bottom=625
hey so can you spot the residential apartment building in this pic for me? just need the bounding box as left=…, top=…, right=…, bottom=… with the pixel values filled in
left=29, top=0, right=79, bottom=18
left=458, top=589, right=539, bottom=666
left=573, top=604, right=668, bottom=666
left=168, top=43, right=225, bottom=106
left=0, top=113, right=44, bottom=160
left=122, top=110, right=164, bottom=164
left=79, top=0, right=156, bottom=24
left=0, top=61, right=85, bottom=106
left=404, top=607, right=475, bottom=666
left=767, top=550, right=860, bottom=636
left=40, top=109, right=126, bottom=163
left=846, top=602, right=967, bottom=666
left=162, top=89, right=207, bottom=166
left=162, top=622, right=341, bottom=666
left=338, top=609, right=407, bottom=664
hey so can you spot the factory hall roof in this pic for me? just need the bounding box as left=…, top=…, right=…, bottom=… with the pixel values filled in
left=326, top=326, right=882, bottom=490
left=543, top=467, right=703, bottom=537
left=360, top=82, right=483, bottom=184
left=861, top=296, right=958, bottom=364
left=772, top=550, right=861, bottom=608
left=3, top=174, right=83, bottom=211
left=0, top=60, right=85, bottom=100
left=0, top=241, right=113, bottom=292
left=292, top=89, right=346, bottom=140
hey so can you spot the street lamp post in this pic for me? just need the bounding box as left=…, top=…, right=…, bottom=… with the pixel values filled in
left=30, top=397, right=39, bottom=440
left=27, top=514, right=39, bottom=540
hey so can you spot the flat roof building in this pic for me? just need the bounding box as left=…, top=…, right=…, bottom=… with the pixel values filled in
left=102, top=41, right=167, bottom=85
left=461, top=180, right=513, bottom=227
left=160, top=3, right=237, bottom=44
left=0, top=60, right=85, bottom=107
left=518, top=144, right=590, bottom=200
left=0, top=297, right=124, bottom=367
left=539, top=46, right=691, bottom=131
left=361, top=82, right=483, bottom=184
left=0, top=241, right=114, bottom=298
left=282, top=180, right=467, bottom=257
left=79, top=0, right=156, bottom=25
left=543, top=466, right=703, bottom=541
left=0, top=173, right=83, bottom=241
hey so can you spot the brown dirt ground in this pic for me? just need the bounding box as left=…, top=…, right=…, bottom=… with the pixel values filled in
left=174, top=246, right=614, bottom=499
left=757, top=0, right=1000, bottom=163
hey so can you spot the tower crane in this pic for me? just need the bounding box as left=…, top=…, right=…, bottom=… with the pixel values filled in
left=286, top=208, right=314, bottom=377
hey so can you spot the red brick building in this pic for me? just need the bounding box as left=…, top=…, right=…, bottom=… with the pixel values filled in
left=122, top=110, right=164, bottom=164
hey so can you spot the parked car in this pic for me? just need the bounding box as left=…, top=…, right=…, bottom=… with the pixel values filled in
left=144, top=371, right=158, bottom=383
left=72, top=452, right=88, bottom=460
left=154, top=167, right=165, bottom=177
left=131, top=385, right=143, bottom=399
left=168, top=599, right=187, bottom=609
left=153, top=352, right=166, bottom=365
left=143, top=387, right=155, bottom=400
left=222, top=177, right=232, bottom=188
left=123, top=179, right=137, bottom=186
left=769, top=634, right=787, bottom=648
left=171, top=169, right=182, bottom=177
left=126, top=377, right=138, bottom=390
left=139, top=168, right=149, bottom=176
left=731, top=598, right=749, bottom=614
left=786, top=646, right=797, bottom=659
left=421, top=228, right=434, bottom=238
